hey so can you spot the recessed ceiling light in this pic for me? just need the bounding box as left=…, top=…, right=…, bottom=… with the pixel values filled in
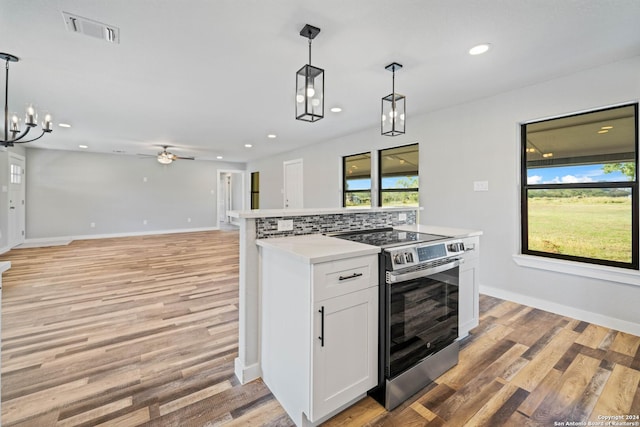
left=244, top=144, right=252, bottom=148
left=597, top=130, right=609, bottom=134
left=78, top=144, right=88, bottom=149
left=469, top=43, right=491, bottom=55
left=267, top=134, right=277, bottom=139
left=330, top=107, right=342, bottom=113
left=216, top=155, right=223, bottom=159
left=58, top=123, right=72, bottom=128
left=601, top=126, right=613, bottom=130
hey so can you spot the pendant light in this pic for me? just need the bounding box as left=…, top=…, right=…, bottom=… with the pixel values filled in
left=381, top=62, right=405, bottom=136
left=295, top=24, right=324, bottom=122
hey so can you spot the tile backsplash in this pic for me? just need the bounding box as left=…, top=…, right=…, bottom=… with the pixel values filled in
left=255, top=210, right=416, bottom=239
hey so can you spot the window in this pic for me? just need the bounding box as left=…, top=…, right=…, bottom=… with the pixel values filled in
left=10, top=163, right=22, bottom=184
left=521, top=103, right=639, bottom=269
left=343, top=152, right=371, bottom=207
left=251, top=172, right=260, bottom=209
left=379, top=143, right=419, bottom=207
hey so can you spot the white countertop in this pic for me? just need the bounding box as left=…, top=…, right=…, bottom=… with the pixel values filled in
left=229, top=206, right=421, bottom=219
left=394, top=224, right=483, bottom=238
left=256, top=234, right=380, bottom=264
left=256, top=225, right=481, bottom=264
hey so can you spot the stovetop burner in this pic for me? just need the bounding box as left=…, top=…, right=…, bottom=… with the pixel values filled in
left=327, top=227, right=449, bottom=248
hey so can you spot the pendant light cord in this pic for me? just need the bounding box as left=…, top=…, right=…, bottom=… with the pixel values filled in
left=308, top=37, right=312, bottom=65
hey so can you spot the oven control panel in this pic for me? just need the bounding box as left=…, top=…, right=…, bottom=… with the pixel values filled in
left=386, top=240, right=464, bottom=270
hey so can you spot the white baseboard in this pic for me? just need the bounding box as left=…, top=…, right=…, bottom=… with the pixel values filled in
left=480, top=284, right=640, bottom=336
left=0, top=245, right=11, bottom=255
left=234, top=357, right=262, bottom=384
left=20, top=227, right=221, bottom=248
left=16, top=239, right=72, bottom=249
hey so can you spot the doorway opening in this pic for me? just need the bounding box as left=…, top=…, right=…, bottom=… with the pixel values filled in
left=251, top=171, right=260, bottom=209
left=216, top=169, right=245, bottom=229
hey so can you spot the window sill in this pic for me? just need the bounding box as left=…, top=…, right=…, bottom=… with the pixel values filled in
left=512, top=254, right=640, bottom=287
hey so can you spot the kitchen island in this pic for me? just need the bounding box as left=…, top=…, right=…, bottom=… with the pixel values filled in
left=257, top=235, right=380, bottom=426
left=255, top=226, right=481, bottom=425
left=228, top=206, right=421, bottom=384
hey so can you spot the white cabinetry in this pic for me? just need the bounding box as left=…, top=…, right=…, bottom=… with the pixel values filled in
left=260, top=249, right=378, bottom=427
left=459, top=235, right=480, bottom=338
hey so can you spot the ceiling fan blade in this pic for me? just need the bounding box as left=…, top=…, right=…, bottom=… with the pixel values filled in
left=175, top=156, right=195, bottom=160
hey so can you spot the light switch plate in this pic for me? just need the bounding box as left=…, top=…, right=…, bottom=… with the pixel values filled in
left=398, top=213, right=407, bottom=221
left=277, top=219, right=294, bottom=231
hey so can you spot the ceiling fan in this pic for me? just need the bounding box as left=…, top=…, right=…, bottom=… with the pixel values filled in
left=139, top=145, right=195, bottom=164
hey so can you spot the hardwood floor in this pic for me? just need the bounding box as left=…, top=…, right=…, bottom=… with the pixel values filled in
left=1, top=230, right=639, bottom=426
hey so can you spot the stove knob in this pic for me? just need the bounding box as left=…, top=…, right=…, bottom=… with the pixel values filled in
left=448, top=242, right=464, bottom=252
left=405, top=252, right=414, bottom=263
left=394, top=253, right=405, bottom=264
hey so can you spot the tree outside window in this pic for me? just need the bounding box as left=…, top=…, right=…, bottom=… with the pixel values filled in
left=379, top=144, right=419, bottom=207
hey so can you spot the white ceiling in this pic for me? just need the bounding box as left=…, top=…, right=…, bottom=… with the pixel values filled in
left=2, top=0, right=640, bottom=163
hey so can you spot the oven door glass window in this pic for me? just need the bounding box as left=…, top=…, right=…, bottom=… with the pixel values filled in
left=386, top=267, right=459, bottom=378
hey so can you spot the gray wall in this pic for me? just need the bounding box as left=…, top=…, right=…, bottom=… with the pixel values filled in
left=25, top=148, right=244, bottom=239
left=247, top=55, right=640, bottom=331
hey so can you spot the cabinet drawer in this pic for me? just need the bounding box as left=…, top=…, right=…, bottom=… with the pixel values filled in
left=313, top=255, right=377, bottom=301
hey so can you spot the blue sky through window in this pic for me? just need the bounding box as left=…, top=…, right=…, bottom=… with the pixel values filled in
left=527, top=164, right=631, bottom=184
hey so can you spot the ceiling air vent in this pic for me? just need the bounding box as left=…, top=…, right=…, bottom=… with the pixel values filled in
left=62, top=12, right=120, bottom=44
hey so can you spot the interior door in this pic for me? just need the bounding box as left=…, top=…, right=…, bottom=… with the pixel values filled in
left=8, top=153, right=26, bottom=247
left=283, top=159, right=303, bottom=209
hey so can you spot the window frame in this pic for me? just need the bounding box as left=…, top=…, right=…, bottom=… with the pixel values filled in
left=520, top=103, right=639, bottom=270
left=342, top=151, right=372, bottom=207
left=378, top=143, right=419, bottom=207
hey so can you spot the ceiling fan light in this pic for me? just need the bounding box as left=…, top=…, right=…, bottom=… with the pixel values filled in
left=157, top=154, right=172, bottom=164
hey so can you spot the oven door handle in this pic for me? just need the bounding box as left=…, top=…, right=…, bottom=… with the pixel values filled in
left=386, top=258, right=463, bottom=284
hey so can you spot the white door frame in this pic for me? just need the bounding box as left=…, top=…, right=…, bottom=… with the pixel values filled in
left=283, top=158, right=303, bottom=209
left=8, top=152, right=26, bottom=248
left=216, top=169, right=245, bottom=226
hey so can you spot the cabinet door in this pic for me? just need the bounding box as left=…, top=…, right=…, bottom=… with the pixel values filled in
left=311, top=287, right=378, bottom=422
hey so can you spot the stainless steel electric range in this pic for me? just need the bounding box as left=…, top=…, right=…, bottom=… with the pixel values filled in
left=328, top=227, right=464, bottom=410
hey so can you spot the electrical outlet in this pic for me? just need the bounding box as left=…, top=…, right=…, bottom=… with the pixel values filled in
left=143, top=219, right=148, bottom=225
left=473, top=181, right=489, bottom=191
left=187, top=217, right=192, bottom=223
left=277, top=219, right=294, bottom=231
left=90, top=222, right=96, bottom=228
left=398, top=213, right=407, bottom=221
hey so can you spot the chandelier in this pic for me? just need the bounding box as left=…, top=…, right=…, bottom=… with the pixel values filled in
left=1, top=52, right=53, bottom=147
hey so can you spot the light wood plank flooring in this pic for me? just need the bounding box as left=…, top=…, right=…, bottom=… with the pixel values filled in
left=1, top=230, right=639, bottom=426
